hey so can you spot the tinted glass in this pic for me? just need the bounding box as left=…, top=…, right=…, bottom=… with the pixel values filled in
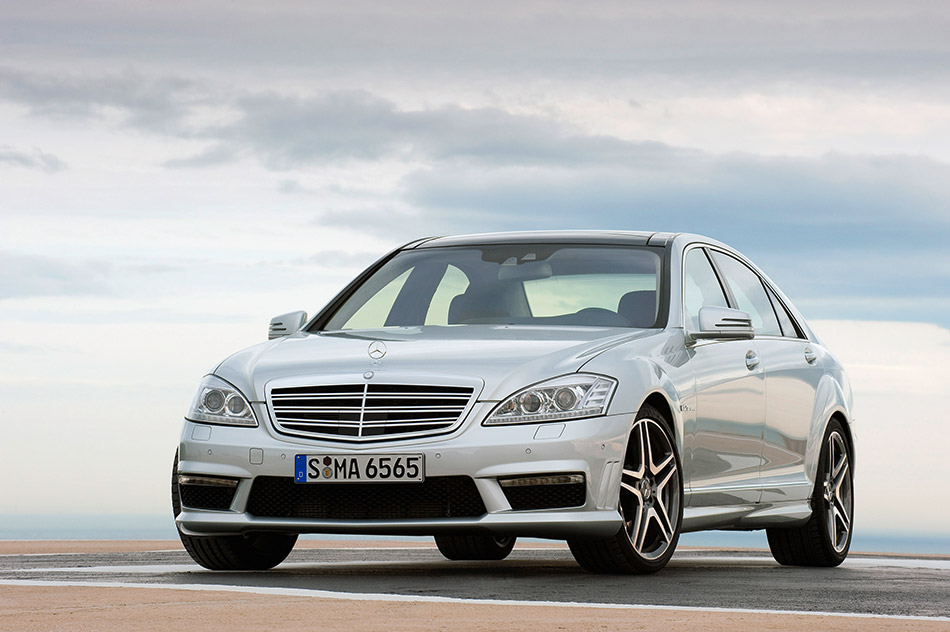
left=324, top=245, right=662, bottom=330
left=525, top=273, right=656, bottom=318
left=341, top=269, right=410, bottom=329
left=424, top=265, right=470, bottom=325
left=765, top=284, right=801, bottom=338
left=709, top=251, right=782, bottom=336
left=683, top=248, right=729, bottom=330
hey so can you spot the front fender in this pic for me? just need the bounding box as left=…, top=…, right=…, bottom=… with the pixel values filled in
left=580, top=333, right=688, bottom=477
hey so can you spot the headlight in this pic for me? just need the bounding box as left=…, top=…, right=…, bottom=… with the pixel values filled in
left=185, top=375, right=258, bottom=427
left=484, top=374, right=617, bottom=425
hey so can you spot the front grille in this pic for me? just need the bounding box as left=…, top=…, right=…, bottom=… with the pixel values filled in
left=246, top=476, right=487, bottom=520
left=268, top=383, right=475, bottom=442
left=503, top=483, right=586, bottom=511
left=179, top=484, right=236, bottom=511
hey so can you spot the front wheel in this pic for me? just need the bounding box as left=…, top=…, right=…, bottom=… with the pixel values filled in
left=767, top=419, right=853, bottom=567
left=568, top=404, right=683, bottom=574
left=171, top=451, right=297, bottom=570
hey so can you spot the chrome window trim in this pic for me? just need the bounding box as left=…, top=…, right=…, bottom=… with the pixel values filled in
left=679, top=242, right=732, bottom=336
left=680, top=241, right=808, bottom=340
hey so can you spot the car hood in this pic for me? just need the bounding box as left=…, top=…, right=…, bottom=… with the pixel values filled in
left=214, top=325, right=659, bottom=402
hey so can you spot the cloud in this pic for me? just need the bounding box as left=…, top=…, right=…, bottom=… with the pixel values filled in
left=391, top=153, right=950, bottom=247
left=0, top=341, right=50, bottom=353
left=811, top=319, right=950, bottom=534
left=320, top=152, right=950, bottom=325
left=2, top=2, right=949, bottom=86
left=157, top=90, right=688, bottom=170
left=0, top=145, right=65, bottom=172
left=1, top=70, right=948, bottom=326
left=0, top=251, right=113, bottom=299
left=3, top=70, right=683, bottom=169
left=0, top=66, right=210, bottom=134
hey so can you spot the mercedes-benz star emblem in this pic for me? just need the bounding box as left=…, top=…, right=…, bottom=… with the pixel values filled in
left=367, top=340, right=387, bottom=360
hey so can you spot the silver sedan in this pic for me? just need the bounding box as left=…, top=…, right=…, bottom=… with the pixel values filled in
left=173, top=231, right=854, bottom=573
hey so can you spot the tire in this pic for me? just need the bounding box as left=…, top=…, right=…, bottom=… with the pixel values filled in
left=172, top=450, right=297, bottom=571
left=767, top=419, right=853, bottom=567
left=435, top=534, right=516, bottom=561
left=568, top=404, right=683, bottom=574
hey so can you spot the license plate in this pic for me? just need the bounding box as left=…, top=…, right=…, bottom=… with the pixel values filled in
left=295, top=454, right=424, bottom=483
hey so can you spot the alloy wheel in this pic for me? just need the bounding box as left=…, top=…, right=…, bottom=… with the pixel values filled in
left=619, top=417, right=681, bottom=560
left=823, top=431, right=853, bottom=554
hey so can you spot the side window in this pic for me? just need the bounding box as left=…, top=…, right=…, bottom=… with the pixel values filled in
left=709, top=252, right=782, bottom=337
left=425, top=265, right=471, bottom=325
left=683, top=248, right=729, bottom=330
left=341, top=268, right=411, bottom=329
left=765, top=284, right=802, bottom=339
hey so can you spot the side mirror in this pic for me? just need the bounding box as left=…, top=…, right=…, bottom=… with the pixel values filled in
left=268, top=311, right=308, bottom=340
left=690, top=306, right=754, bottom=341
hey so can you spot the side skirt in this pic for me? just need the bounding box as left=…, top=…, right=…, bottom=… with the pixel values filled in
left=682, top=500, right=812, bottom=532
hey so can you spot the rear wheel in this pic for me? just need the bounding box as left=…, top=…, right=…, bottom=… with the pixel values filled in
left=435, top=534, right=516, bottom=560
left=172, top=451, right=297, bottom=570
left=568, top=404, right=682, bottom=574
left=767, top=419, right=853, bottom=567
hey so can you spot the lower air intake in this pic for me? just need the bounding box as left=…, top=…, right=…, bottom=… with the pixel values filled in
left=246, top=476, right=487, bottom=520
left=502, top=482, right=586, bottom=511
left=179, top=484, right=236, bottom=511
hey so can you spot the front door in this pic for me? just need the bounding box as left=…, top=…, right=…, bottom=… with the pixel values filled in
left=682, top=247, right=766, bottom=506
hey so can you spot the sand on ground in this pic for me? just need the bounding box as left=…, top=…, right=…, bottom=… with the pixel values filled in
left=1, top=585, right=945, bottom=632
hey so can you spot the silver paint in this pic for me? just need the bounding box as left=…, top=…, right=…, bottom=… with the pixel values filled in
left=178, top=231, right=854, bottom=540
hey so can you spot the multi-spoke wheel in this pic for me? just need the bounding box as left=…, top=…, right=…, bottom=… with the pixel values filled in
left=767, top=418, right=853, bottom=567
left=569, top=404, right=682, bottom=573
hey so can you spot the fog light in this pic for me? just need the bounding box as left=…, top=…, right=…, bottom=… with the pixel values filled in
left=178, top=475, right=239, bottom=488
left=498, top=473, right=585, bottom=487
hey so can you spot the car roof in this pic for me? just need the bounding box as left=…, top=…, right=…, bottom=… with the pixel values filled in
left=412, top=230, right=679, bottom=248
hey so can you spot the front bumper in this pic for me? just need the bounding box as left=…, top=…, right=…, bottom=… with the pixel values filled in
left=176, top=402, right=631, bottom=538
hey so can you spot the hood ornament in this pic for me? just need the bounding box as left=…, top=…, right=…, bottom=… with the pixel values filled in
left=367, top=340, right=387, bottom=363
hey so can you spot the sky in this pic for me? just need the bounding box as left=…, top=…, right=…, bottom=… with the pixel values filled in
left=1, top=1, right=948, bottom=545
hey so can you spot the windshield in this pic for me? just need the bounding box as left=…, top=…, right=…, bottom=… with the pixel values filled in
left=321, top=245, right=663, bottom=330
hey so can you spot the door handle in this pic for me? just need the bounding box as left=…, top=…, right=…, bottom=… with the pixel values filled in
left=804, top=346, right=817, bottom=364
left=745, top=350, right=759, bottom=370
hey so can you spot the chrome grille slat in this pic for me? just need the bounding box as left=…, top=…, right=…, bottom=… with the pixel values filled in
left=269, top=382, right=476, bottom=442
left=360, top=418, right=461, bottom=426
left=271, top=393, right=365, bottom=398
left=283, top=421, right=453, bottom=430
left=273, top=406, right=466, bottom=412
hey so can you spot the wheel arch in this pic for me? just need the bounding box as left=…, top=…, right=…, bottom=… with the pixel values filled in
left=805, top=374, right=855, bottom=486
left=640, top=391, right=677, bottom=437
left=828, top=409, right=855, bottom=474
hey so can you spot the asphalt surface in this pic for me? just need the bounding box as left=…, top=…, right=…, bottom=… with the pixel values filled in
left=2, top=544, right=948, bottom=620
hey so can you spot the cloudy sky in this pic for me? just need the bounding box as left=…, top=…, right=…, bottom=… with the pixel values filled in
left=1, top=1, right=948, bottom=544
